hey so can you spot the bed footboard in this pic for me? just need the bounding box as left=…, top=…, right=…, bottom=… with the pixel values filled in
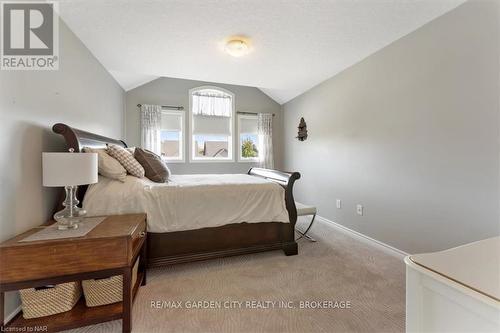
left=147, top=168, right=301, bottom=267
left=248, top=167, right=301, bottom=256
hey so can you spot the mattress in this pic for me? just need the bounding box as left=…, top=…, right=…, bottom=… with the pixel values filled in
left=83, top=174, right=290, bottom=233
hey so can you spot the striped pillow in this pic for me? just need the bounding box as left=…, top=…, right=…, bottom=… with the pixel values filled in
left=107, top=144, right=145, bottom=178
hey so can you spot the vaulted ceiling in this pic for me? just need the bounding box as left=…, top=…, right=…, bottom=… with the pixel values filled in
left=58, top=0, right=466, bottom=104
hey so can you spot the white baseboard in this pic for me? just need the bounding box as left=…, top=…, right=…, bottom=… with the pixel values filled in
left=4, top=305, right=21, bottom=325
left=315, top=215, right=409, bottom=258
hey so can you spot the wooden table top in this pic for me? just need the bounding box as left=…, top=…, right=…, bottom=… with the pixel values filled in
left=0, top=214, right=147, bottom=286
left=0, top=214, right=146, bottom=248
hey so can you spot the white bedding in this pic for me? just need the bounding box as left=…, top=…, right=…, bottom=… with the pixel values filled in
left=83, top=174, right=290, bottom=233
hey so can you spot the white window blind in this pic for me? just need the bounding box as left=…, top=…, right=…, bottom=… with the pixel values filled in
left=161, top=113, right=182, bottom=131
left=239, top=116, right=258, bottom=133
left=192, top=115, right=231, bottom=135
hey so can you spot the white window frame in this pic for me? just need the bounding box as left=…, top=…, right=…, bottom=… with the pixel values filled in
left=189, top=86, right=235, bottom=163
left=237, top=114, right=259, bottom=163
left=160, top=109, right=185, bottom=163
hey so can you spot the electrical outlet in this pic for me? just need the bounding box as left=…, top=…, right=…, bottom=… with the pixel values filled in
left=336, top=199, right=342, bottom=209
left=356, top=204, right=363, bottom=216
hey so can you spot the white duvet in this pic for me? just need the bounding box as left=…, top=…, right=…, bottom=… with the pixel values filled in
left=83, top=174, right=290, bottom=233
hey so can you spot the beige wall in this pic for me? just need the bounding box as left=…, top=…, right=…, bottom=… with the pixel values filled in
left=283, top=0, right=499, bottom=253
left=0, top=20, right=124, bottom=320
left=125, top=77, right=283, bottom=174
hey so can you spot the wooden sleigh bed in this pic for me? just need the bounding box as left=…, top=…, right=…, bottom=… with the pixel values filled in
left=52, top=123, right=301, bottom=267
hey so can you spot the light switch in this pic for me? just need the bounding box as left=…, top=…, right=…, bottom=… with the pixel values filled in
left=356, top=204, right=363, bottom=216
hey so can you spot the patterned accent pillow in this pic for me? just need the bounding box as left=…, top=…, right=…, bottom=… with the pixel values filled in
left=83, top=147, right=127, bottom=182
left=107, top=144, right=145, bottom=178
left=134, top=147, right=170, bottom=183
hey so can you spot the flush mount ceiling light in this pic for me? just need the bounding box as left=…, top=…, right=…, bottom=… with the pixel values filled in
left=224, top=39, right=249, bottom=57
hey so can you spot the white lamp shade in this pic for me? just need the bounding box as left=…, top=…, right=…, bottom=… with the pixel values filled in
left=42, top=152, right=98, bottom=187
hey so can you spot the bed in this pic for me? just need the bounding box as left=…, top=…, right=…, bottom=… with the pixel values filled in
left=52, top=123, right=300, bottom=267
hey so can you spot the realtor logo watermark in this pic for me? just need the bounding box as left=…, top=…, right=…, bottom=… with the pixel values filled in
left=1, top=1, right=59, bottom=70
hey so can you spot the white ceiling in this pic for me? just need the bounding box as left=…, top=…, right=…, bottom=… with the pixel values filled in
left=58, top=0, right=466, bottom=104
left=107, top=70, right=159, bottom=91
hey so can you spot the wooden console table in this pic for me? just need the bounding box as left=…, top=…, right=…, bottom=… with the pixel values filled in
left=0, top=214, right=147, bottom=333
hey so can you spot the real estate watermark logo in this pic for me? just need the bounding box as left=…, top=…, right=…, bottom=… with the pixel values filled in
left=1, top=1, right=59, bottom=70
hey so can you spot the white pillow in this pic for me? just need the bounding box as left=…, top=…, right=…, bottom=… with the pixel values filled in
left=107, top=144, right=145, bottom=178
left=83, top=147, right=127, bottom=182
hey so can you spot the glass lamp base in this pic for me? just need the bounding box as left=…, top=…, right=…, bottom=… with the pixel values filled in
left=54, top=185, right=87, bottom=230
left=54, top=207, right=87, bottom=230
left=55, top=219, right=79, bottom=230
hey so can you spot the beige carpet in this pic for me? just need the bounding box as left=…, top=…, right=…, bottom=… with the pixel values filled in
left=67, top=218, right=405, bottom=333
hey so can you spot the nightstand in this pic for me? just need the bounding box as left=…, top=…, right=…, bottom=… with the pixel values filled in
left=0, top=213, right=147, bottom=333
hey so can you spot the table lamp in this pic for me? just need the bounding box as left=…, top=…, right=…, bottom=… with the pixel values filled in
left=42, top=148, right=98, bottom=230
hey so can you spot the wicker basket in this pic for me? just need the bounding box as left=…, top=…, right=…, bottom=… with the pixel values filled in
left=20, top=282, right=82, bottom=319
left=82, top=257, right=140, bottom=307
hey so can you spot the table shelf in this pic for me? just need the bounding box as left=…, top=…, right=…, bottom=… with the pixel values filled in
left=7, top=271, right=144, bottom=332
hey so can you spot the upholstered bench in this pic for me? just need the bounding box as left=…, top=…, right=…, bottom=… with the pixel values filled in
left=295, top=202, right=317, bottom=242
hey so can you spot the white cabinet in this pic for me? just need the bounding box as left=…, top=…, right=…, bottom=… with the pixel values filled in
left=405, top=237, right=500, bottom=332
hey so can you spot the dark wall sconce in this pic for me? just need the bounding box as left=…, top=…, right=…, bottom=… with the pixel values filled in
left=296, top=117, right=308, bottom=141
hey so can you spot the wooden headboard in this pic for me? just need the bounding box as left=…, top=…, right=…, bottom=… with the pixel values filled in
left=52, top=123, right=127, bottom=152
left=52, top=123, right=127, bottom=206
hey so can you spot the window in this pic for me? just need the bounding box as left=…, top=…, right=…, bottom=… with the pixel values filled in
left=237, top=114, right=259, bottom=162
left=189, top=87, right=234, bottom=161
left=160, top=110, right=185, bottom=162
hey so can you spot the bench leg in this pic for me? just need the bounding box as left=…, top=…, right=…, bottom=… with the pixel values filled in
left=296, top=230, right=317, bottom=242
left=296, top=214, right=317, bottom=242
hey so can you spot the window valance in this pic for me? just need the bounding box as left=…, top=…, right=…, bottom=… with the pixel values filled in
left=192, top=89, right=232, bottom=117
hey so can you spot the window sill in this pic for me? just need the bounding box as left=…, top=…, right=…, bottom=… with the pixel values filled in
left=238, top=159, right=259, bottom=163
left=189, top=158, right=235, bottom=163
left=163, top=159, right=185, bottom=164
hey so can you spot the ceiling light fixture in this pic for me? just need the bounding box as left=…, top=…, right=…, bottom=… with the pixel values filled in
left=224, top=39, right=249, bottom=57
